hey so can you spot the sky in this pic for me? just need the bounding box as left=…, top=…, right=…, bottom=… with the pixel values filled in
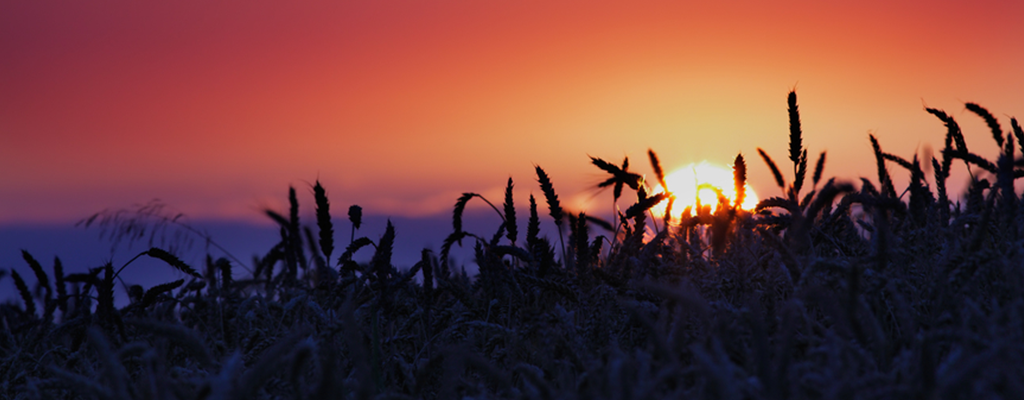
left=2, top=0, right=1024, bottom=275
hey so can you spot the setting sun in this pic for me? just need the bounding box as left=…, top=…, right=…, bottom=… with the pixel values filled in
left=652, top=161, right=759, bottom=220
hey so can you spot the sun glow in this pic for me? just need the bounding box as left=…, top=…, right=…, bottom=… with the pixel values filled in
left=652, top=161, right=759, bottom=220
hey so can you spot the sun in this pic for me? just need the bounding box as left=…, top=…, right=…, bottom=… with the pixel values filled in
left=651, top=161, right=759, bottom=220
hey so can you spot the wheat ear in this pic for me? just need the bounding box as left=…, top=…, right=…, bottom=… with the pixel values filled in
left=313, top=180, right=334, bottom=260
left=965, top=102, right=1004, bottom=149
left=527, top=194, right=541, bottom=251
left=348, top=204, right=362, bottom=245
left=22, top=250, right=51, bottom=299
left=812, top=151, right=826, bottom=187
left=535, top=165, right=565, bottom=261
left=503, top=177, right=518, bottom=245
left=733, top=153, right=746, bottom=209
left=54, top=256, right=68, bottom=315
left=11, top=269, right=35, bottom=316
left=869, top=134, right=897, bottom=198
left=141, top=279, right=184, bottom=307
left=648, top=149, right=668, bottom=193
left=787, top=91, right=808, bottom=196
left=143, top=248, right=202, bottom=278
left=1011, top=118, right=1023, bottom=156
left=757, top=148, right=786, bottom=191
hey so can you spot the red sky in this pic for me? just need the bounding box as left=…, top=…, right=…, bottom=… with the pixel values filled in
left=3, top=0, right=1023, bottom=224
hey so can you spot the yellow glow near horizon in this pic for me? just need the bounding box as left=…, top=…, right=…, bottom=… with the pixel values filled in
left=651, top=161, right=759, bottom=220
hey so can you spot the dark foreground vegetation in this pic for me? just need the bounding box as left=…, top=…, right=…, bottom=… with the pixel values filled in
left=3, top=92, right=1024, bottom=399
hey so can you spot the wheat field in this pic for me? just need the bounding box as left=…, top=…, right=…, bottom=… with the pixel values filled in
left=3, top=92, right=1024, bottom=399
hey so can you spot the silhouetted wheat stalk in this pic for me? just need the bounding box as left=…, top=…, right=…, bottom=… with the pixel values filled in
left=535, top=165, right=566, bottom=261
left=314, top=180, right=335, bottom=261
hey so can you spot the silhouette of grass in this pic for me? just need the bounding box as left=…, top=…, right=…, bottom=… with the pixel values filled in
left=4, top=92, right=1024, bottom=399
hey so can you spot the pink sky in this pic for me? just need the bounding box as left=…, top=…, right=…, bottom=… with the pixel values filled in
left=3, top=0, right=1023, bottom=224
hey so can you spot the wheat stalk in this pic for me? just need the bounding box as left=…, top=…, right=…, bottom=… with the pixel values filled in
left=733, top=153, right=746, bottom=209
left=216, top=257, right=233, bottom=294
left=625, top=192, right=667, bottom=220
left=535, top=165, right=566, bottom=261
left=648, top=149, right=668, bottom=193
left=574, top=212, right=589, bottom=270
left=53, top=256, right=68, bottom=316
left=141, top=279, right=184, bottom=307
left=142, top=247, right=202, bottom=278
left=926, top=107, right=970, bottom=174
left=314, top=180, right=335, bottom=260
left=98, top=262, right=114, bottom=320
left=10, top=269, right=35, bottom=317
left=348, top=204, right=363, bottom=244
left=372, top=220, right=396, bottom=290
left=592, top=156, right=641, bottom=201
left=965, top=102, right=1004, bottom=149
left=757, top=148, right=786, bottom=191
left=21, top=250, right=51, bottom=299
left=869, top=134, right=897, bottom=198
left=503, top=177, right=518, bottom=245
left=788, top=91, right=808, bottom=197
left=527, top=194, right=541, bottom=251
left=1011, top=118, right=1024, bottom=156
left=812, top=151, right=827, bottom=187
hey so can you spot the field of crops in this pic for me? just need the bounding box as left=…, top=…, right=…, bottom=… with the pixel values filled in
left=3, top=92, right=1023, bottom=399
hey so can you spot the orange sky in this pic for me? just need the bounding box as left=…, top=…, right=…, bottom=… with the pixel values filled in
left=3, top=0, right=1023, bottom=224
